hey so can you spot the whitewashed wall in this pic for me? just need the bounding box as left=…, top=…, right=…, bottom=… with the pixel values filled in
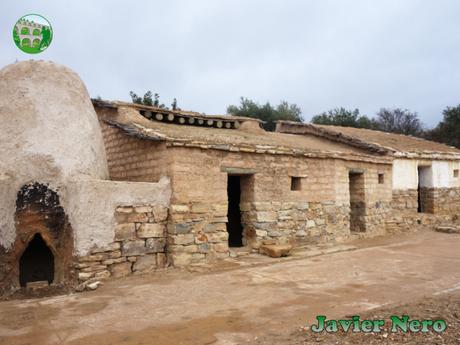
left=392, top=159, right=460, bottom=190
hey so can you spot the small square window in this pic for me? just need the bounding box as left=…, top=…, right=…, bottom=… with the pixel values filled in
left=378, top=173, right=385, bottom=184
left=291, top=176, right=302, bottom=191
left=454, top=169, right=459, bottom=178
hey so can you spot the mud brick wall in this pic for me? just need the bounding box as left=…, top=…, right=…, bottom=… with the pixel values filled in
left=99, top=119, right=171, bottom=182
left=76, top=205, right=168, bottom=287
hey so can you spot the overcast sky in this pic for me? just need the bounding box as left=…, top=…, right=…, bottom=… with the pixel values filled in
left=1, top=0, right=459, bottom=127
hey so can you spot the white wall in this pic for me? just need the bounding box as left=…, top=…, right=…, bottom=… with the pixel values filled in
left=392, top=159, right=418, bottom=189
left=392, top=159, right=460, bottom=190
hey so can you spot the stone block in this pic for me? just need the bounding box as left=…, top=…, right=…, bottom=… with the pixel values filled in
left=255, top=211, right=277, bottom=223
left=171, top=204, right=189, bottom=213
left=316, top=219, right=326, bottom=225
left=134, top=206, right=153, bottom=213
left=191, top=203, right=211, bottom=213
left=306, top=220, right=316, bottom=228
left=133, top=255, right=157, bottom=273
left=297, top=202, right=309, bottom=210
left=102, top=257, right=126, bottom=265
left=172, top=234, right=195, bottom=245
left=94, top=270, right=111, bottom=280
left=212, top=243, right=229, bottom=253
left=153, top=206, right=168, bottom=221
left=137, top=223, right=164, bottom=238
left=115, top=223, right=136, bottom=241
left=116, top=206, right=133, bottom=213
left=209, top=217, right=228, bottom=223
left=172, top=253, right=193, bottom=266
left=435, top=226, right=460, bottom=234
left=80, top=264, right=107, bottom=273
left=198, top=243, right=210, bottom=253
left=125, top=213, right=149, bottom=223
left=195, top=233, right=208, bottom=244
left=259, top=244, right=292, bottom=258
left=169, top=244, right=199, bottom=253
left=296, top=230, right=307, bottom=237
left=157, top=253, right=168, bottom=268
left=122, top=240, right=147, bottom=256
left=281, top=202, right=295, bottom=210
left=107, top=250, right=122, bottom=259
left=204, top=223, right=226, bottom=233
left=110, top=262, right=132, bottom=278
left=255, top=229, right=268, bottom=237
left=207, top=232, right=228, bottom=243
left=253, top=202, right=272, bottom=211
left=79, top=253, right=108, bottom=262
left=278, top=210, right=293, bottom=220
left=78, top=272, right=94, bottom=280
left=146, top=238, right=166, bottom=253
left=173, top=223, right=191, bottom=234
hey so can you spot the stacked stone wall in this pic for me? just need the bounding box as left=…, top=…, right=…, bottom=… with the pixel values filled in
left=387, top=187, right=460, bottom=231
left=166, top=147, right=392, bottom=264
left=240, top=201, right=350, bottom=246
left=422, top=187, right=460, bottom=215
left=76, top=204, right=168, bottom=287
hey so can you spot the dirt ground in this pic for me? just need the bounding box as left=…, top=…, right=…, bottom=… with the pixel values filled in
left=1, top=229, right=460, bottom=345
left=254, top=290, right=460, bottom=344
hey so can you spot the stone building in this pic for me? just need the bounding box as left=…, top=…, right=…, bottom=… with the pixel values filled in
left=92, top=101, right=393, bottom=266
left=276, top=122, right=460, bottom=229
left=0, top=60, right=459, bottom=294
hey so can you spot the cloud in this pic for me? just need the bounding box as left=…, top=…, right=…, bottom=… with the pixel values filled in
left=1, top=0, right=459, bottom=127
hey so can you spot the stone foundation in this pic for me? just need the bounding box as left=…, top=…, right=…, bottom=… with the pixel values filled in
left=241, top=201, right=351, bottom=247
left=76, top=204, right=168, bottom=287
left=167, top=202, right=230, bottom=266
left=421, top=187, right=460, bottom=215
left=391, top=189, right=419, bottom=212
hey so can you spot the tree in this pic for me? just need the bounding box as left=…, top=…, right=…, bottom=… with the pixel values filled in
left=129, top=91, right=169, bottom=109
left=171, top=98, right=178, bottom=110
left=375, top=108, right=424, bottom=136
left=227, top=97, right=303, bottom=131
left=426, top=105, right=460, bottom=148
left=142, top=91, right=153, bottom=106
left=129, top=91, right=143, bottom=105
left=311, top=107, right=378, bottom=129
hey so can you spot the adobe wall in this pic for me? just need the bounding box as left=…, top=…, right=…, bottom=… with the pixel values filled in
left=98, top=115, right=171, bottom=182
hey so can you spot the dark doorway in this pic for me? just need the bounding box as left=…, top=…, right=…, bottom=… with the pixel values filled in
left=227, top=175, right=243, bottom=247
left=417, top=175, right=422, bottom=213
left=19, top=233, right=54, bottom=287
left=349, top=172, right=366, bottom=232
left=417, top=166, right=431, bottom=213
